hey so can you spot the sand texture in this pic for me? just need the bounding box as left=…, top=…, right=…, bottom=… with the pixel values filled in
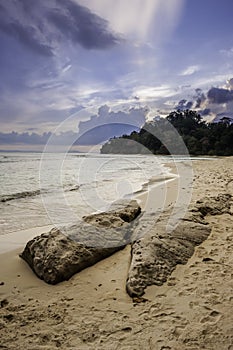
left=0, top=157, right=233, bottom=349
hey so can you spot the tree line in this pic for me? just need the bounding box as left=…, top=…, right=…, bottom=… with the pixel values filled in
left=101, top=110, right=233, bottom=156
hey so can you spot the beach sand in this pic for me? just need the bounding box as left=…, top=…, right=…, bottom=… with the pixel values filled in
left=0, top=157, right=233, bottom=349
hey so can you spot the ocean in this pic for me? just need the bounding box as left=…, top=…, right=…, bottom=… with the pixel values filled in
left=0, top=152, right=174, bottom=236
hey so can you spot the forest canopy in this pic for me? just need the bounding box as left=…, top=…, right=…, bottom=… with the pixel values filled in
left=101, top=110, right=233, bottom=156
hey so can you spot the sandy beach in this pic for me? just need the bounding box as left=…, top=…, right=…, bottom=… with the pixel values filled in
left=0, top=157, right=233, bottom=350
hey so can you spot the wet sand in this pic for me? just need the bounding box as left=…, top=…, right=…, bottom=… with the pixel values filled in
left=0, top=157, right=233, bottom=349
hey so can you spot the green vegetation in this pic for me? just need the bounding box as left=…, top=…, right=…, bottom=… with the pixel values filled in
left=101, top=110, right=233, bottom=156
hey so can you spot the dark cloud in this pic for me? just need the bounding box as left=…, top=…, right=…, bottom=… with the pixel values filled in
left=0, top=126, right=137, bottom=146
left=194, top=88, right=206, bottom=108
left=172, top=85, right=233, bottom=123
left=201, top=108, right=211, bottom=116
left=175, top=99, right=193, bottom=111
left=49, top=0, right=120, bottom=50
left=0, top=131, right=52, bottom=145
left=207, top=87, right=233, bottom=104
left=0, top=130, right=79, bottom=146
left=18, top=0, right=35, bottom=13
left=189, top=83, right=233, bottom=123
left=212, top=112, right=233, bottom=123
left=0, top=21, right=53, bottom=57
left=0, top=3, right=6, bottom=13
left=0, top=0, right=120, bottom=57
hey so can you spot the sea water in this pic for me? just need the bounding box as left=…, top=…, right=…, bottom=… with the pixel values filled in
left=0, top=152, right=175, bottom=235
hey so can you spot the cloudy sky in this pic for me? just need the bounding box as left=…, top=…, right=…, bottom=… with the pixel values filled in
left=0, top=0, right=233, bottom=146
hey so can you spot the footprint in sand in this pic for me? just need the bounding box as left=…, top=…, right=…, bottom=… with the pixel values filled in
left=148, top=303, right=162, bottom=316
left=200, top=310, right=222, bottom=324
left=0, top=299, right=8, bottom=308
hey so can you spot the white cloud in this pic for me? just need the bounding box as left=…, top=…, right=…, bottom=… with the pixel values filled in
left=194, top=74, right=232, bottom=89
left=133, top=85, right=176, bottom=101
left=76, top=0, right=156, bottom=39
left=62, top=64, right=72, bottom=74
left=77, top=0, right=184, bottom=41
left=227, top=78, right=233, bottom=90
left=180, top=65, right=200, bottom=76
left=220, top=47, right=233, bottom=57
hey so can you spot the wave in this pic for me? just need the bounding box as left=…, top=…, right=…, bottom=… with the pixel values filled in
left=65, top=185, right=80, bottom=192
left=0, top=160, right=19, bottom=164
left=0, top=184, right=81, bottom=203
left=0, top=190, right=41, bottom=203
left=0, top=155, right=41, bottom=164
left=127, top=174, right=177, bottom=197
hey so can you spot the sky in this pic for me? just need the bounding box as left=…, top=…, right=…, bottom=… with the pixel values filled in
left=0, top=0, right=233, bottom=147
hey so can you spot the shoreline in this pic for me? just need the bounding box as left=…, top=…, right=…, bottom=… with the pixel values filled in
left=0, top=155, right=214, bottom=255
left=0, top=225, right=54, bottom=254
left=0, top=159, right=178, bottom=255
left=0, top=157, right=232, bottom=349
left=0, top=156, right=216, bottom=254
left=0, top=176, right=178, bottom=255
